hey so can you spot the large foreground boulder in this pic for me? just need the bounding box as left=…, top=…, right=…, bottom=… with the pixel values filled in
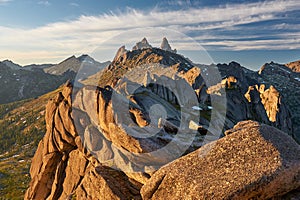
left=141, top=121, right=300, bottom=200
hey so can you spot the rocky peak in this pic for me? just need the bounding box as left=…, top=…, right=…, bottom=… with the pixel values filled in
left=63, top=55, right=77, bottom=63
left=216, top=62, right=254, bottom=92
left=78, top=54, right=95, bottom=63
left=160, top=37, right=177, bottom=53
left=43, top=55, right=81, bottom=75
left=1, top=59, right=22, bottom=70
left=132, top=37, right=152, bottom=50
left=258, top=62, right=293, bottom=76
left=101, top=46, right=195, bottom=87
left=113, top=45, right=128, bottom=62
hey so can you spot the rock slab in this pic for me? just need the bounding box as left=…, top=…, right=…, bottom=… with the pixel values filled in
left=141, top=120, right=300, bottom=200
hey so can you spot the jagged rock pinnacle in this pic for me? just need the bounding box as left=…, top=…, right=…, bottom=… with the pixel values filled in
left=113, top=45, right=128, bottom=62
left=132, top=37, right=152, bottom=50
left=160, top=37, right=177, bottom=53
left=160, top=37, right=172, bottom=51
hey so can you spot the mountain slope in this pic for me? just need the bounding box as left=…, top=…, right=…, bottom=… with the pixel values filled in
left=0, top=55, right=109, bottom=104
left=43, top=54, right=110, bottom=80
left=0, top=86, right=63, bottom=199
left=0, top=60, right=68, bottom=104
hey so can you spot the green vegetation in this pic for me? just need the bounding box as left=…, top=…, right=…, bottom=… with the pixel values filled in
left=0, top=147, right=32, bottom=200
left=0, top=87, right=63, bottom=199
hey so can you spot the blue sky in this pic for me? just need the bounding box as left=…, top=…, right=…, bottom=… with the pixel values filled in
left=0, top=0, right=300, bottom=70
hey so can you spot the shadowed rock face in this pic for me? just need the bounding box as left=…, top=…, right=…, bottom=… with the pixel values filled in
left=244, top=84, right=292, bottom=133
left=141, top=121, right=300, bottom=200
left=258, top=62, right=300, bottom=143
left=205, top=62, right=293, bottom=134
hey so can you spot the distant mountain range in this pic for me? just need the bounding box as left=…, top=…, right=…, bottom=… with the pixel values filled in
left=0, top=55, right=110, bottom=104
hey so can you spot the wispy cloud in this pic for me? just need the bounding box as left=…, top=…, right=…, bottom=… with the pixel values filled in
left=204, top=37, right=300, bottom=50
left=70, top=2, right=79, bottom=7
left=166, top=0, right=192, bottom=6
left=38, top=1, right=50, bottom=6
left=0, top=0, right=299, bottom=64
left=0, top=0, right=12, bottom=5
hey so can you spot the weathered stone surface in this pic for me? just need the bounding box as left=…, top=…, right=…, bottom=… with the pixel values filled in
left=59, top=150, right=88, bottom=197
left=25, top=83, right=143, bottom=200
left=75, top=164, right=142, bottom=200
left=141, top=121, right=300, bottom=200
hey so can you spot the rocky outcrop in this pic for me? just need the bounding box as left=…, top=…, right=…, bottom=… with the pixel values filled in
left=25, top=82, right=142, bottom=200
left=141, top=121, right=300, bottom=200
left=113, top=45, right=128, bottom=62
left=25, top=78, right=299, bottom=199
left=26, top=71, right=296, bottom=199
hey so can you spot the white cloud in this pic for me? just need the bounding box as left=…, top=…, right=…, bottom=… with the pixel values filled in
left=38, top=1, right=50, bottom=6
left=0, top=0, right=300, bottom=64
left=204, top=37, right=300, bottom=50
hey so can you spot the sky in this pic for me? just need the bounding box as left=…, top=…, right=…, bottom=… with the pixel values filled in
left=0, top=0, right=300, bottom=70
